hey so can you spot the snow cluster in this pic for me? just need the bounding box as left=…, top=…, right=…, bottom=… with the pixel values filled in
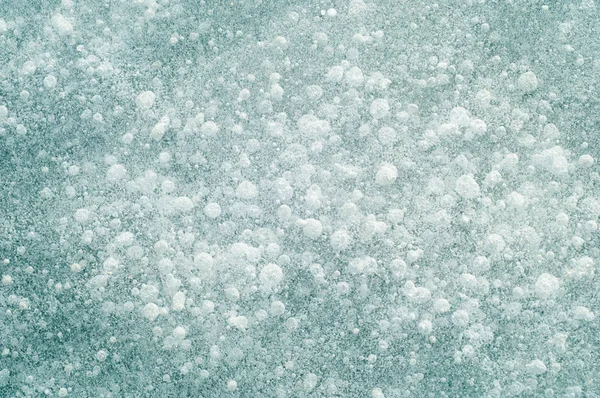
left=0, top=0, right=599, bottom=397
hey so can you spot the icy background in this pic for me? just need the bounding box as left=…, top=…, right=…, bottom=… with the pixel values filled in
left=1, top=0, right=600, bottom=397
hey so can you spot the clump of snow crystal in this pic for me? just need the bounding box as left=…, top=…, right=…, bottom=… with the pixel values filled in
left=1, top=1, right=598, bottom=396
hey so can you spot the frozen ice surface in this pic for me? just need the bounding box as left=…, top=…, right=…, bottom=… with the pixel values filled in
left=0, top=0, right=599, bottom=397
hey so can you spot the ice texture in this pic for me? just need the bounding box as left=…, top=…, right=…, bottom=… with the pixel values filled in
left=0, top=0, right=599, bottom=397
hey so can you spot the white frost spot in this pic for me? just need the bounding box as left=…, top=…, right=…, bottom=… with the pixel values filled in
left=136, top=91, right=156, bottom=110
left=302, top=218, right=323, bottom=239
left=454, top=175, right=480, bottom=199
left=151, top=116, right=170, bottom=141
left=566, top=256, right=595, bottom=280
left=172, top=196, right=194, bottom=212
left=21, top=61, right=37, bottom=75
left=236, top=180, right=258, bottom=200
left=172, top=291, right=186, bottom=311
left=330, top=229, right=352, bottom=251
left=532, top=146, right=569, bottom=176
left=375, top=163, right=398, bottom=186
left=534, top=273, right=560, bottom=300
left=227, top=380, right=238, bottom=392
left=433, top=298, right=451, bottom=313
left=298, top=114, right=331, bottom=138
left=451, top=309, right=470, bottom=327
left=371, top=388, right=385, bottom=398
left=370, top=99, right=390, bottom=119
left=200, top=121, right=219, bottom=136
left=273, top=35, right=288, bottom=49
left=306, top=85, right=323, bottom=100
left=525, top=359, right=547, bottom=375
left=106, top=164, right=127, bottom=182
left=573, top=306, right=595, bottom=321
left=349, top=0, right=368, bottom=16
left=303, top=373, right=318, bottom=391
left=204, top=202, right=221, bottom=218
left=578, top=154, right=594, bottom=168
left=349, top=256, right=378, bottom=275
left=345, top=66, right=364, bottom=86
left=115, top=231, right=134, bottom=247
left=228, top=315, right=248, bottom=330
left=74, top=208, right=91, bottom=224
left=517, top=71, right=539, bottom=93
left=194, top=252, right=214, bottom=271
left=43, top=75, right=57, bottom=89
left=143, top=303, right=161, bottom=322
left=326, top=65, right=344, bottom=82
left=52, top=13, right=73, bottom=36
left=259, top=263, right=284, bottom=292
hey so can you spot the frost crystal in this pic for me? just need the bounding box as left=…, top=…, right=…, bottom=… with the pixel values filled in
left=1, top=1, right=598, bottom=396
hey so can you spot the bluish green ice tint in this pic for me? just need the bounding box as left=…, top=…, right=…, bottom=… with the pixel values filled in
left=1, top=0, right=599, bottom=397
